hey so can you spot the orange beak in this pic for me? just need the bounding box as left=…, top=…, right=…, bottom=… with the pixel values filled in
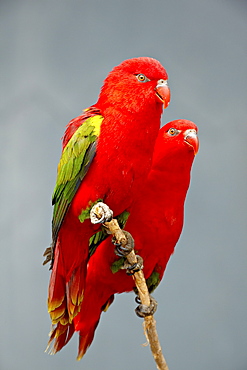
left=155, top=79, right=170, bottom=109
left=184, top=130, right=199, bottom=155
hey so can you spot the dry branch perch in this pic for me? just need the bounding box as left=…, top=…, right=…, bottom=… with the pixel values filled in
left=90, top=203, right=169, bottom=370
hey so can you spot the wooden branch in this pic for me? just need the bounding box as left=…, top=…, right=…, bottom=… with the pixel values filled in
left=91, top=203, right=169, bottom=370
left=144, top=316, right=169, bottom=370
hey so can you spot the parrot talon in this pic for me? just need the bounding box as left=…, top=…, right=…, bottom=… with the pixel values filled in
left=122, top=255, right=143, bottom=275
left=113, top=230, right=134, bottom=257
left=43, top=246, right=53, bottom=267
left=90, top=202, right=113, bottom=224
left=135, top=295, right=157, bottom=318
left=135, top=295, right=141, bottom=304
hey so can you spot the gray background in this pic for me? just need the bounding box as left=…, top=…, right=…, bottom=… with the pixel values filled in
left=1, top=1, right=246, bottom=369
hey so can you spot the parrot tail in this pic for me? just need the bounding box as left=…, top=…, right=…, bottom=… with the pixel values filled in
left=75, top=294, right=115, bottom=360
left=45, top=322, right=75, bottom=354
left=47, top=246, right=85, bottom=326
left=66, top=263, right=85, bottom=320
left=77, top=320, right=100, bottom=360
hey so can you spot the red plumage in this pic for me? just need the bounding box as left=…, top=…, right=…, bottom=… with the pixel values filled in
left=72, top=119, right=199, bottom=359
left=45, top=57, right=170, bottom=350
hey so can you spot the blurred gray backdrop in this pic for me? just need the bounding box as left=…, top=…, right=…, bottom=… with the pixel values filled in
left=1, top=1, right=246, bottom=369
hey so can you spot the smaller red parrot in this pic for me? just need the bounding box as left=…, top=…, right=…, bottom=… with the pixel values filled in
left=47, top=119, right=199, bottom=359
left=44, top=57, right=170, bottom=350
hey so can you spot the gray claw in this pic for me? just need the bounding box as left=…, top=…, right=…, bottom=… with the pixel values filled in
left=135, top=296, right=157, bottom=318
left=113, top=230, right=134, bottom=257
left=122, top=255, right=143, bottom=275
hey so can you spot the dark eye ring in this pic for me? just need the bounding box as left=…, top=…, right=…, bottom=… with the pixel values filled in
left=168, top=128, right=179, bottom=136
left=136, top=74, right=149, bottom=82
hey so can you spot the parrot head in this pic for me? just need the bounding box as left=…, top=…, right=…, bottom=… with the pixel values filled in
left=152, top=119, right=199, bottom=169
left=97, top=57, right=170, bottom=114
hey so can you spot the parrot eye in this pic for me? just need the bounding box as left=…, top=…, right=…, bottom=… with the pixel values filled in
left=168, top=128, right=179, bottom=136
left=136, top=74, right=150, bottom=83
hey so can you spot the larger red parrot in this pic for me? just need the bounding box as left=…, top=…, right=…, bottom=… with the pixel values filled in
left=47, top=119, right=199, bottom=358
left=44, top=58, right=170, bottom=347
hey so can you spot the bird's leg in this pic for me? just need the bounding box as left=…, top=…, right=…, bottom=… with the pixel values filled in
left=90, top=202, right=113, bottom=224
left=135, top=295, right=158, bottom=318
left=112, top=230, right=134, bottom=257
left=90, top=202, right=142, bottom=273
left=121, top=254, right=144, bottom=275
left=112, top=228, right=143, bottom=274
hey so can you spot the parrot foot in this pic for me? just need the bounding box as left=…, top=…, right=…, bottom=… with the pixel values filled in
left=113, top=230, right=134, bottom=257
left=90, top=202, right=113, bottom=224
left=135, top=295, right=157, bottom=318
left=122, top=255, right=143, bottom=275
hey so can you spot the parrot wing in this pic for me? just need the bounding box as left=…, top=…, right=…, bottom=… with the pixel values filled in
left=44, top=113, right=104, bottom=267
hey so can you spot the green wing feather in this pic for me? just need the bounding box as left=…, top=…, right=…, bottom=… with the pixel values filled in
left=50, top=115, right=104, bottom=260
left=146, top=271, right=161, bottom=293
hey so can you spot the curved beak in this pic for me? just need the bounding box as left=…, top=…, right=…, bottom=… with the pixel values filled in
left=184, top=130, right=199, bottom=155
left=155, top=79, right=170, bottom=109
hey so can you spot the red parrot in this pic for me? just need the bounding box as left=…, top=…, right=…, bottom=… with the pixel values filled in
left=44, top=58, right=170, bottom=349
left=49, top=119, right=198, bottom=359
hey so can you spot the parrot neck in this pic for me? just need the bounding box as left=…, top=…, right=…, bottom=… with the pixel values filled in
left=96, top=100, right=163, bottom=120
left=148, top=153, right=194, bottom=210
left=128, top=156, right=193, bottom=256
